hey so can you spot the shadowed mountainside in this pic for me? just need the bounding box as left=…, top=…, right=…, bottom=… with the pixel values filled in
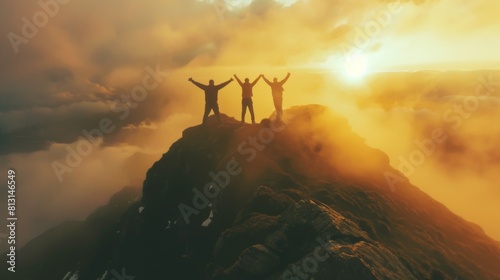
left=3, top=105, right=500, bottom=280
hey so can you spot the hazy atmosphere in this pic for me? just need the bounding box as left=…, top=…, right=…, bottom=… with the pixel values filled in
left=1, top=0, right=499, bottom=250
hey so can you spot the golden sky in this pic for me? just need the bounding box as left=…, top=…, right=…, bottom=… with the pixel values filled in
left=1, top=0, right=499, bottom=246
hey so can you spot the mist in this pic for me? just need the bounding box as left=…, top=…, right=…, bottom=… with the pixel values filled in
left=1, top=0, right=499, bottom=249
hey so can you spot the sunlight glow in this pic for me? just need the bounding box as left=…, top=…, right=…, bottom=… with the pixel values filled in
left=274, top=0, right=299, bottom=7
left=344, top=54, right=368, bottom=79
left=201, top=0, right=299, bottom=10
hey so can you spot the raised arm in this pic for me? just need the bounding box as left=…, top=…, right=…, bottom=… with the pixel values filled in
left=251, top=75, right=263, bottom=86
left=280, top=72, right=291, bottom=85
left=262, top=75, right=272, bottom=86
left=188, top=78, right=206, bottom=90
left=234, top=75, right=243, bottom=86
left=216, top=78, right=234, bottom=90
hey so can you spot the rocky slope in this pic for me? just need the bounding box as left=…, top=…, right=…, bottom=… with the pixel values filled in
left=4, top=105, right=500, bottom=280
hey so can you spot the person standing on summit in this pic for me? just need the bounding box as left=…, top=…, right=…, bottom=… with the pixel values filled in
left=234, top=74, right=263, bottom=124
left=262, top=73, right=291, bottom=121
left=188, top=77, right=233, bottom=124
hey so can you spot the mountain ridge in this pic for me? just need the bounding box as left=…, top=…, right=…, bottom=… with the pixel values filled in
left=3, top=104, right=499, bottom=280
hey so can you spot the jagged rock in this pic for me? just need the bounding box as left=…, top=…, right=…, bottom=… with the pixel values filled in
left=214, top=214, right=279, bottom=265
left=6, top=106, right=500, bottom=280
left=281, top=240, right=418, bottom=280
left=218, top=199, right=425, bottom=280
left=236, top=244, right=281, bottom=276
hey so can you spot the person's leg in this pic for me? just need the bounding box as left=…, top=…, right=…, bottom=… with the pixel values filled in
left=274, top=97, right=283, bottom=120
left=272, top=97, right=278, bottom=114
left=241, top=98, right=247, bottom=123
left=248, top=98, right=255, bottom=124
left=213, top=103, right=221, bottom=123
left=203, top=102, right=211, bottom=124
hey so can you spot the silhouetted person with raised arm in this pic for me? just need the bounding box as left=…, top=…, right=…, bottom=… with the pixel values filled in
left=234, top=74, right=262, bottom=124
left=188, top=77, right=233, bottom=124
left=263, top=72, right=290, bottom=121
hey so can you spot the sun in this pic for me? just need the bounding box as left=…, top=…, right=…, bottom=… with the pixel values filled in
left=344, top=54, right=368, bottom=79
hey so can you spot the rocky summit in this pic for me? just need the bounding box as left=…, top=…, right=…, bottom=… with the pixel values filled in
left=5, top=105, right=500, bottom=280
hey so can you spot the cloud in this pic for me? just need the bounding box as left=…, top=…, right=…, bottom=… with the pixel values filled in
left=350, top=70, right=500, bottom=238
left=2, top=0, right=499, bottom=154
left=1, top=0, right=500, bottom=247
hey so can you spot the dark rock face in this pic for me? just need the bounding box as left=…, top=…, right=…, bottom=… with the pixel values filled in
left=0, top=186, right=142, bottom=280
left=5, top=105, right=500, bottom=280
left=215, top=198, right=416, bottom=280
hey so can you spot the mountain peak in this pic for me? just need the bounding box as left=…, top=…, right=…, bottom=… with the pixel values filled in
left=6, top=105, right=500, bottom=280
